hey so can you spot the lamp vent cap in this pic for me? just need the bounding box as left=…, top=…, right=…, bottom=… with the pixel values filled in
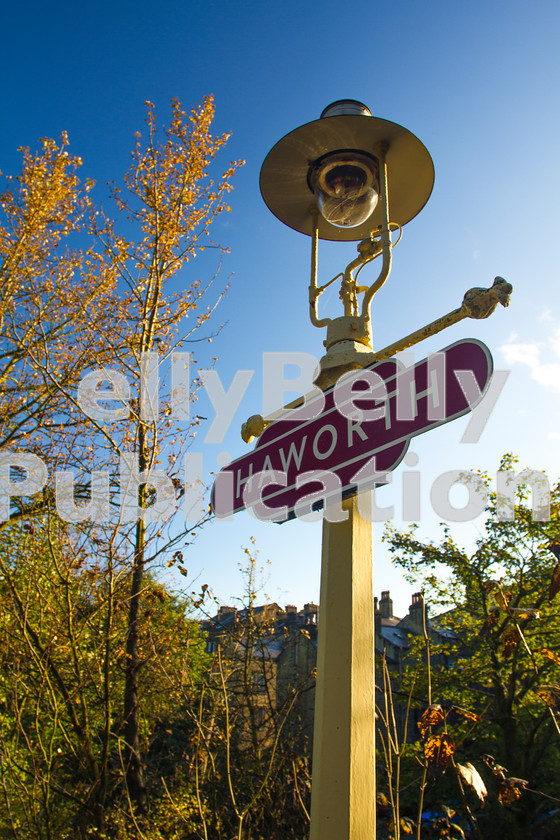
left=321, top=100, right=372, bottom=119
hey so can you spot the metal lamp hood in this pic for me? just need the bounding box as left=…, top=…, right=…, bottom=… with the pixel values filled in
left=259, top=100, right=435, bottom=242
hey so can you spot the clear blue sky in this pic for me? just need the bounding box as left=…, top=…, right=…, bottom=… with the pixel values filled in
left=3, top=0, right=560, bottom=617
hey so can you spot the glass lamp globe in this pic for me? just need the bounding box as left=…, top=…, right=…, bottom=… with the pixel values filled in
left=311, top=151, right=379, bottom=228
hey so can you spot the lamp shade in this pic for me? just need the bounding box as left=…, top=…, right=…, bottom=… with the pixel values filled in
left=260, top=106, right=435, bottom=242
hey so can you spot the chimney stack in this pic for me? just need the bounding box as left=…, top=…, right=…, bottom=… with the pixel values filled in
left=379, top=590, right=393, bottom=620
left=408, top=592, right=427, bottom=633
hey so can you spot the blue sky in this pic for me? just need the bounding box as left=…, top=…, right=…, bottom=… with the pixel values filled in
left=3, top=0, right=560, bottom=617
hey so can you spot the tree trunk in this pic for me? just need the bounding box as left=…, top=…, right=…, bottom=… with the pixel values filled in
left=123, top=414, right=149, bottom=813
left=123, top=516, right=148, bottom=812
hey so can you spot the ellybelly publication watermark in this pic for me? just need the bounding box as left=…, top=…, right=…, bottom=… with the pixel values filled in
left=0, top=350, right=549, bottom=525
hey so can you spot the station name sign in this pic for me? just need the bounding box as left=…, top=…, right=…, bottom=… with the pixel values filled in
left=211, top=338, right=493, bottom=523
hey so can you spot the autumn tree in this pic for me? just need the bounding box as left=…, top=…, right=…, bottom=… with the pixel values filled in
left=0, top=96, right=242, bottom=836
left=85, top=97, right=239, bottom=815
left=383, top=455, right=560, bottom=839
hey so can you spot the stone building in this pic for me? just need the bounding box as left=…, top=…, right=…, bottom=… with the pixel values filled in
left=202, top=602, right=319, bottom=748
left=203, top=592, right=455, bottom=750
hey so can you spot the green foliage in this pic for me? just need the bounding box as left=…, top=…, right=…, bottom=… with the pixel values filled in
left=382, top=456, right=560, bottom=839
left=0, top=520, right=210, bottom=838
left=0, top=529, right=311, bottom=839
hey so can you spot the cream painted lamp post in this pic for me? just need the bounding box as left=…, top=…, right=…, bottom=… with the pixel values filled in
left=258, top=101, right=434, bottom=840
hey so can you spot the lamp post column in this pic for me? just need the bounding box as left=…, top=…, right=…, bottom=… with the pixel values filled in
left=310, top=493, right=375, bottom=840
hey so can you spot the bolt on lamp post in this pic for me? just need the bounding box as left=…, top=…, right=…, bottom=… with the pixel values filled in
left=258, top=100, right=434, bottom=840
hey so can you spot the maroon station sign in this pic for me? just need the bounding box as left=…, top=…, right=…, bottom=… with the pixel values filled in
left=211, top=338, right=493, bottom=523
